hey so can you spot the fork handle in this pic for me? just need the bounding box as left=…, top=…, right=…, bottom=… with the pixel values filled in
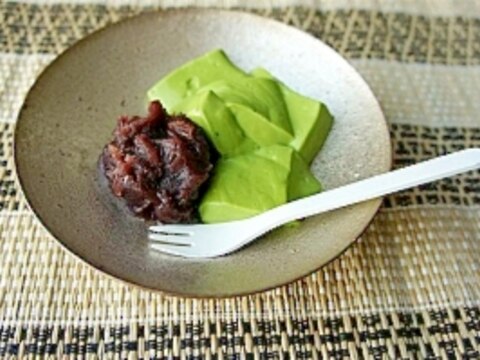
left=260, top=148, right=480, bottom=226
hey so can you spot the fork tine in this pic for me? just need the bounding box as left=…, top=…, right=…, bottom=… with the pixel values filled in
left=148, top=233, right=193, bottom=246
left=149, top=225, right=193, bottom=236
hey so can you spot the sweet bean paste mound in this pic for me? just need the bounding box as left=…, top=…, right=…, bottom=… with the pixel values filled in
left=100, top=101, right=213, bottom=223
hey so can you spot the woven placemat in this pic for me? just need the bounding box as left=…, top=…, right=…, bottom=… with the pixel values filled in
left=1, top=2, right=480, bottom=358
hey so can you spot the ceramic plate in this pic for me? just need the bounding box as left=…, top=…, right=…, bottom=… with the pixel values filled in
left=14, top=9, right=391, bottom=297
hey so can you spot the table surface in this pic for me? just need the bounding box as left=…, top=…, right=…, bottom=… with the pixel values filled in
left=1, top=0, right=479, bottom=358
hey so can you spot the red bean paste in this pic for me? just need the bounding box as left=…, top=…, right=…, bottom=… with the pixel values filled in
left=100, top=101, right=213, bottom=223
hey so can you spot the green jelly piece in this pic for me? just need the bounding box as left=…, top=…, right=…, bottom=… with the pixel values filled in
left=228, top=103, right=293, bottom=147
left=251, top=68, right=334, bottom=164
left=255, top=145, right=321, bottom=201
left=172, top=90, right=256, bottom=156
left=200, top=146, right=320, bottom=223
left=195, top=78, right=292, bottom=135
left=147, top=49, right=246, bottom=111
left=199, top=148, right=289, bottom=223
left=287, top=150, right=322, bottom=200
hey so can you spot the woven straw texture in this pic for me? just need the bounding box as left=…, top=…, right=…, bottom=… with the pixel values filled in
left=1, top=1, right=480, bottom=358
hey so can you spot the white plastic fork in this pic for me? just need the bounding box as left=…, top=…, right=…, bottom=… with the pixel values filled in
left=149, top=148, right=480, bottom=258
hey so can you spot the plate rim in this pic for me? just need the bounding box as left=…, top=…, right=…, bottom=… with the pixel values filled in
left=13, top=8, right=393, bottom=298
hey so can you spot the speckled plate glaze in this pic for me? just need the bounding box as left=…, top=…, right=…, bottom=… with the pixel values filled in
left=14, top=9, right=391, bottom=297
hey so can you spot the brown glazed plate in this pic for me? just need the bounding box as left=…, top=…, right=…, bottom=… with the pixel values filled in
left=14, top=9, right=391, bottom=297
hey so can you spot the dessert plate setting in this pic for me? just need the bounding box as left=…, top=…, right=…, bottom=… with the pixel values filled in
left=14, top=9, right=393, bottom=297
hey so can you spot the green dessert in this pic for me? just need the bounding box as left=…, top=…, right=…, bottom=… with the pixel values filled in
left=148, top=50, right=333, bottom=223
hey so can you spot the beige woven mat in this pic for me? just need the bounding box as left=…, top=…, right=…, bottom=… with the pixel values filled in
left=1, top=1, right=480, bottom=358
